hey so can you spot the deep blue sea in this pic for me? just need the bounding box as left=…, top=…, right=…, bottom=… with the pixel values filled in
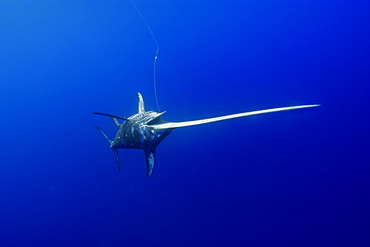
left=1, top=1, right=369, bottom=246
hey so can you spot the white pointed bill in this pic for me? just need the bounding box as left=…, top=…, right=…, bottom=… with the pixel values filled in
left=147, top=104, right=320, bottom=130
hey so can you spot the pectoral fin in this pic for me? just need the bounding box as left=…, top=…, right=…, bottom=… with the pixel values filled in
left=144, top=149, right=156, bottom=177
left=147, top=104, right=320, bottom=130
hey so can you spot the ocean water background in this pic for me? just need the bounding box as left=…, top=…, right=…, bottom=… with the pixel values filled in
left=1, top=1, right=369, bottom=246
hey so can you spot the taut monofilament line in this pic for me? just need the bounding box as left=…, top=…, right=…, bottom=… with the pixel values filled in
left=130, top=0, right=161, bottom=112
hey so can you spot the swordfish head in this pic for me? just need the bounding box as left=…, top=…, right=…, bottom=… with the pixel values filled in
left=111, top=110, right=171, bottom=150
left=93, top=93, right=172, bottom=177
left=94, top=92, right=319, bottom=177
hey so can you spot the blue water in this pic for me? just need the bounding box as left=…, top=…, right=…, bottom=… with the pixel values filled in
left=1, top=1, right=369, bottom=246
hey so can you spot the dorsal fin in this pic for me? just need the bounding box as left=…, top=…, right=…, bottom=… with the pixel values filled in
left=138, top=92, right=145, bottom=113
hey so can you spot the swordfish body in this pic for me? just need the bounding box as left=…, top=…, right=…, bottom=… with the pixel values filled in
left=93, top=93, right=319, bottom=177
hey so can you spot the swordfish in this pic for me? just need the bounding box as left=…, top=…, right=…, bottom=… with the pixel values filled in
left=93, top=93, right=319, bottom=177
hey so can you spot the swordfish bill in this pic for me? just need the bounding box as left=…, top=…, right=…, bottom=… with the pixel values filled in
left=147, top=104, right=319, bottom=130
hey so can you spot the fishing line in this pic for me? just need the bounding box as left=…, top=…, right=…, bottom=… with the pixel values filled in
left=130, top=0, right=160, bottom=112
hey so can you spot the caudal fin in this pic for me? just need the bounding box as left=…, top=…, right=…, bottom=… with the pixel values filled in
left=92, top=112, right=127, bottom=129
left=94, top=125, right=121, bottom=171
